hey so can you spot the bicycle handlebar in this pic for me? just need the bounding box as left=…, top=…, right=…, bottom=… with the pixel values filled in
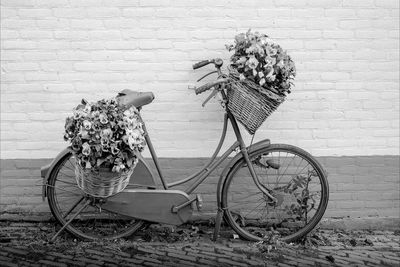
left=195, top=78, right=228, bottom=95
left=193, top=58, right=223, bottom=70
left=193, top=60, right=211, bottom=70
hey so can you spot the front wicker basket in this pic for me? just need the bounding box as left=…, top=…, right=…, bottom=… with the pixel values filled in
left=75, top=164, right=134, bottom=198
left=228, top=67, right=285, bottom=135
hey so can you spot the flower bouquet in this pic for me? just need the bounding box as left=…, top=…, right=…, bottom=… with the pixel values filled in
left=225, top=30, right=296, bottom=134
left=64, top=98, right=146, bottom=197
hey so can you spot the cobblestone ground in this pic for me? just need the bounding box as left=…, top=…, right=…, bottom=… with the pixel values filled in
left=0, top=221, right=399, bottom=267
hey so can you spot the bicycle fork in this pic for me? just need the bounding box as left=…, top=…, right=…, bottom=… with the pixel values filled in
left=228, top=112, right=277, bottom=202
left=213, top=112, right=277, bottom=240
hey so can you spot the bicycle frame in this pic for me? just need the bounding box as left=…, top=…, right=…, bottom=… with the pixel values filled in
left=139, top=87, right=276, bottom=201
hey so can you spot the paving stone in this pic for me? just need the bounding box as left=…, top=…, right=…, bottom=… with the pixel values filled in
left=197, top=257, right=220, bottom=266
left=142, top=262, right=161, bottom=267
left=382, top=253, right=400, bottom=261
left=282, top=255, right=315, bottom=266
left=167, top=252, right=195, bottom=262
left=0, top=255, right=12, bottom=261
left=47, top=251, right=74, bottom=259
left=0, top=261, right=18, bottom=267
left=217, top=257, right=249, bottom=267
left=85, top=248, right=113, bottom=258
left=111, top=250, right=131, bottom=257
left=243, top=258, right=267, bottom=266
left=196, top=250, right=220, bottom=258
left=0, top=251, right=9, bottom=256
left=115, top=255, right=144, bottom=264
left=38, top=259, right=67, bottom=267
left=1, top=247, right=29, bottom=256
left=163, top=247, right=188, bottom=255
left=381, top=258, right=400, bottom=266
left=58, top=258, right=86, bottom=266
left=74, top=256, right=104, bottom=265
left=134, top=255, right=162, bottom=264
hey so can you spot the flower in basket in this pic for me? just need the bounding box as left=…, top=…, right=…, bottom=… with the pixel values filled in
left=226, top=29, right=296, bottom=96
left=64, top=98, right=146, bottom=173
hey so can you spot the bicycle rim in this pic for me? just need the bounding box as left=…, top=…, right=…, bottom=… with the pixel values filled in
left=47, top=152, right=144, bottom=240
left=222, top=144, right=329, bottom=242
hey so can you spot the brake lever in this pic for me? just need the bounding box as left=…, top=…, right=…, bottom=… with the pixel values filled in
left=197, top=71, right=218, bottom=82
left=202, top=88, right=219, bottom=107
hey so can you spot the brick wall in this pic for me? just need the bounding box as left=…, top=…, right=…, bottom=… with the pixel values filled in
left=1, top=0, right=399, bottom=158
left=1, top=1, right=399, bottom=225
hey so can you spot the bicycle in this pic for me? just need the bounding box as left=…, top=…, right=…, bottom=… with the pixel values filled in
left=41, top=58, right=329, bottom=243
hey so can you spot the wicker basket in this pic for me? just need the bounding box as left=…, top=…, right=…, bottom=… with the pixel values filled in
left=75, top=163, right=134, bottom=198
left=227, top=67, right=285, bottom=135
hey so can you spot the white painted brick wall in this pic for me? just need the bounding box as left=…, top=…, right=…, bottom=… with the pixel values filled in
left=1, top=0, right=399, bottom=159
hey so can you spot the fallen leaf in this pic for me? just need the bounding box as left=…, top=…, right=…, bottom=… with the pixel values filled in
left=325, top=255, right=335, bottom=263
left=364, top=239, right=373, bottom=246
left=349, top=239, right=357, bottom=246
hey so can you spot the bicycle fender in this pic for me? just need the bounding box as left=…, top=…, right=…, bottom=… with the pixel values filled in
left=41, top=148, right=156, bottom=200
left=41, top=148, right=72, bottom=201
left=216, top=139, right=271, bottom=206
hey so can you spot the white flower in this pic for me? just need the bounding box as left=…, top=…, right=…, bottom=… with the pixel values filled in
left=73, top=109, right=85, bottom=119
left=83, top=120, right=92, bottom=130
left=127, top=128, right=145, bottom=150
left=266, top=68, right=276, bottom=82
left=246, top=56, right=259, bottom=70
left=82, top=142, right=91, bottom=156
left=79, top=127, right=90, bottom=139
left=101, top=128, right=112, bottom=139
left=99, top=113, right=108, bottom=124
left=276, top=60, right=285, bottom=68
left=83, top=104, right=92, bottom=114
left=264, top=56, right=276, bottom=67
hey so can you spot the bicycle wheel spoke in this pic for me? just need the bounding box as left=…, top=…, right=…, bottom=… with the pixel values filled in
left=56, top=179, right=77, bottom=185
left=226, top=196, right=264, bottom=209
left=63, top=196, right=84, bottom=219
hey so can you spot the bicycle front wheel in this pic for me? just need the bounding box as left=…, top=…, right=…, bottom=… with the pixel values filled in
left=47, top=152, right=144, bottom=240
left=222, top=144, right=329, bottom=242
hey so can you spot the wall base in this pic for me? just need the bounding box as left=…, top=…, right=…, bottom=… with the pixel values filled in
left=1, top=156, right=399, bottom=230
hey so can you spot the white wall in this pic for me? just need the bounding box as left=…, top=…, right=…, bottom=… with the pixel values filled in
left=1, top=0, right=399, bottom=159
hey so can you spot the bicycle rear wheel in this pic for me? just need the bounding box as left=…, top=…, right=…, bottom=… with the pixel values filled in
left=47, top=152, right=144, bottom=240
left=222, top=144, right=329, bottom=242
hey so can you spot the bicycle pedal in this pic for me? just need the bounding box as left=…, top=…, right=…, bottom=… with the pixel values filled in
left=196, top=194, right=203, bottom=211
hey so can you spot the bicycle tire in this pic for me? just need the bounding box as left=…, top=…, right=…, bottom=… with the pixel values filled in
left=47, top=151, right=144, bottom=240
left=221, top=144, right=329, bottom=242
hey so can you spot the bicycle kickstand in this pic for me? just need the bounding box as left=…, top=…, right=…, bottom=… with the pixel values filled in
left=212, top=208, right=224, bottom=241
left=49, top=199, right=91, bottom=243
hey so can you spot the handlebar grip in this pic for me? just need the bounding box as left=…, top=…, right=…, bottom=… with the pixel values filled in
left=195, top=83, right=213, bottom=95
left=195, top=78, right=229, bottom=95
left=193, top=60, right=210, bottom=70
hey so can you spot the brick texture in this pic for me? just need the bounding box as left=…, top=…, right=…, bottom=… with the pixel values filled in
left=1, top=1, right=399, bottom=159
left=0, top=156, right=399, bottom=222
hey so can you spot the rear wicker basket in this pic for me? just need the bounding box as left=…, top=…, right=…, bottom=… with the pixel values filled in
left=228, top=67, right=285, bottom=135
left=75, top=163, right=133, bottom=198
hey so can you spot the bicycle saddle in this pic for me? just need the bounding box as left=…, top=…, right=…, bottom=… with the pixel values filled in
left=117, top=89, right=155, bottom=108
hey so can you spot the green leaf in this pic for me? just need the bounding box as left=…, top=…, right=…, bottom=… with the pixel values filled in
left=97, top=158, right=106, bottom=167
left=85, top=161, right=92, bottom=169
left=127, top=158, right=133, bottom=167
